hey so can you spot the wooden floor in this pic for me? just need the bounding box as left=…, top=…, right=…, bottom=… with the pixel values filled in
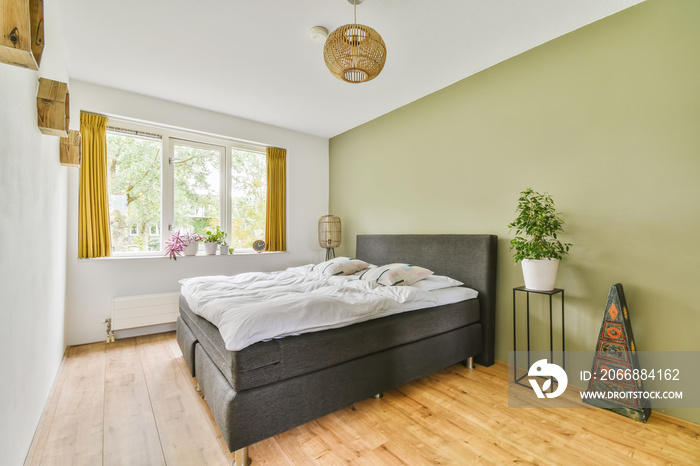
left=24, top=332, right=700, bottom=465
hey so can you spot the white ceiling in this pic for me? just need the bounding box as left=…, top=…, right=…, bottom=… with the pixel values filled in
left=56, top=0, right=644, bottom=138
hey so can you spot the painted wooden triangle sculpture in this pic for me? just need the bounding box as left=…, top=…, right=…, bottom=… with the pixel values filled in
left=583, top=283, right=651, bottom=422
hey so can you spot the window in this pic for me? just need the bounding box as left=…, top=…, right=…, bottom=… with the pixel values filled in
left=105, top=120, right=268, bottom=255
left=171, top=139, right=223, bottom=239
left=230, top=149, right=267, bottom=249
left=106, top=130, right=162, bottom=253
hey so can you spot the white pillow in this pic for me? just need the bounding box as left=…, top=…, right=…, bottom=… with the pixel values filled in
left=409, top=274, right=464, bottom=291
left=312, top=257, right=370, bottom=276
left=359, top=263, right=433, bottom=286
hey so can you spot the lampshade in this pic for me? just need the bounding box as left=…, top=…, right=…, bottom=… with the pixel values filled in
left=323, top=1, right=386, bottom=83
left=318, top=215, right=341, bottom=252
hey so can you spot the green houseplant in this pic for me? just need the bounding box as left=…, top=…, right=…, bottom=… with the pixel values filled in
left=203, top=226, right=227, bottom=255
left=508, top=188, right=572, bottom=290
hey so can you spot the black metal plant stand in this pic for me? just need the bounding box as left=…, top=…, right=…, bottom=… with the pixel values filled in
left=512, top=286, right=565, bottom=388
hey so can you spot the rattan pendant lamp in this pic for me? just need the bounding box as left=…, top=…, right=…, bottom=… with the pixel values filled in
left=323, top=0, right=387, bottom=83
left=318, top=215, right=341, bottom=260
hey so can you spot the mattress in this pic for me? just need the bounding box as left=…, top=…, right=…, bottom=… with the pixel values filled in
left=179, top=293, right=481, bottom=391
left=180, top=266, right=477, bottom=352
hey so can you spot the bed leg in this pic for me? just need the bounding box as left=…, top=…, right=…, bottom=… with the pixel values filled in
left=372, top=393, right=383, bottom=399
left=195, top=382, right=201, bottom=392
left=464, top=356, right=475, bottom=369
left=232, top=446, right=251, bottom=466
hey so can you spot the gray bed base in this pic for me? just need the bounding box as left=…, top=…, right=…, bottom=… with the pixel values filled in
left=177, top=234, right=498, bottom=465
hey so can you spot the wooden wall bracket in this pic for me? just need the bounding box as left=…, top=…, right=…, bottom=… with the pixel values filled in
left=37, top=77, right=69, bottom=136
left=0, top=0, right=44, bottom=70
left=60, top=130, right=81, bottom=167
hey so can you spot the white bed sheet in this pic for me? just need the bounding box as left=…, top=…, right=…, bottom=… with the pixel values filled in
left=431, top=286, right=479, bottom=306
left=180, top=264, right=478, bottom=351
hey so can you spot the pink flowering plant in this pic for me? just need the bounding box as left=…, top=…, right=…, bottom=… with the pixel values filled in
left=164, top=231, right=186, bottom=260
left=183, top=232, right=204, bottom=244
left=164, top=231, right=204, bottom=260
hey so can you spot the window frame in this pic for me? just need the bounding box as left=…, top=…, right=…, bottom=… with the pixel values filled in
left=106, top=118, right=267, bottom=257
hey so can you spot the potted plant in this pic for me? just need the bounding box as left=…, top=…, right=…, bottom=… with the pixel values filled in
left=508, top=188, right=572, bottom=291
left=203, top=226, right=227, bottom=255
left=164, top=231, right=186, bottom=260
left=164, top=231, right=204, bottom=259
left=182, top=233, right=204, bottom=256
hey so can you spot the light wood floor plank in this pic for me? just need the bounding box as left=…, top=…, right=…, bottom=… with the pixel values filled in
left=38, top=343, right=106, bottom=466
left=243, top=437, right=293, bottom=466
left=137, top=333, right=228, bottom=466
left=23, top=349, right=69, bottom=466
left=24, top=332, right=700, bottom=465
left=353, top=392, right=485, bottom=465
left=385, top=386, right=534, bottom=464
left=165, top=336, right=236, bottom=464
left=103, top=338, right=165, bottom=466
left=412, top=372, right=593, bottom=464
left=271, top=427, right=318, bottom=465
left=430, top=366, right=668, bottom=465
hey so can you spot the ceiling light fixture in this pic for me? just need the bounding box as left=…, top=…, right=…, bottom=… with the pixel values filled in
left=323, top=0, right=386, bottom=84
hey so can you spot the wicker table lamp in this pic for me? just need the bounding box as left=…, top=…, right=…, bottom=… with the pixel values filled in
left=318, top=215, right=341, bottom=260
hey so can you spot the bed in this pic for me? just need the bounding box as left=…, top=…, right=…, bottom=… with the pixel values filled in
left=176, top=234, right=498, bottom=465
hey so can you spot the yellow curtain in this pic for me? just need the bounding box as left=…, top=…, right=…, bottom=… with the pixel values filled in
left=78, top=113, right=112, bottom=258
left=265, top=147, right=286, bottom=251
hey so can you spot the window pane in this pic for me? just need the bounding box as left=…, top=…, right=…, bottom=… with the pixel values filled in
left=230, top=150, right=267, bottom=249
left=107, top=133, right=162, bottom=253
left=173, top=142, right=222, bottom=240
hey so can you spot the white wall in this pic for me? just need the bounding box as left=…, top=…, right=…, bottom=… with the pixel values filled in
left=65, top=81, right=330, bottom=345
left=0, top=1, right=69, bottom=464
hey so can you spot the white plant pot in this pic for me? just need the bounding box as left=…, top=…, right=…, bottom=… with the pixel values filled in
left=521, top=259, right=560, bottom=291
left=183, top=242, right=199, bottom=256
left=220, top=244, right=229, bottom=255
left=203, top=242, right=218, bottom=255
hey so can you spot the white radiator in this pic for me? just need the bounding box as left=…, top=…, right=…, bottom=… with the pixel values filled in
left=111, top=292, right=180, bottom=331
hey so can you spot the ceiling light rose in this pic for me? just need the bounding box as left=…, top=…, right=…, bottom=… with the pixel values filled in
left=310, top=26, right=329, bottom=43
left=323, top=0, right=386, bottom=84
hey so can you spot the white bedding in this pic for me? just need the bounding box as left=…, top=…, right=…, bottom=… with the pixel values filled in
left=180, top=264, right=478, bottom=351
left=432, top=286, right=478, bottom=306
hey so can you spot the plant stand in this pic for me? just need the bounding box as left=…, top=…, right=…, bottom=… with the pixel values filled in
left=512, top=286, right=565, bottom=389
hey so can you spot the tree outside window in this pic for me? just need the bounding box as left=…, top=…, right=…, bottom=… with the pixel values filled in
left=106, top=124, right=269, bottom=255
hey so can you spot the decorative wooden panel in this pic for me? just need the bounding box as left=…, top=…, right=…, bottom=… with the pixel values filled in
left=60, top=130, right=81, bottom=167
left=0, top=0, right=44, bottom=70
left=583, top=283, right=651, bottom=422
left=37, top=77, right=69, bottom=136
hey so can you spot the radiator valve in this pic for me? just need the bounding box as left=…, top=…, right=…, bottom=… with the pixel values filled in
left=104, top=318, right=115, bottom=343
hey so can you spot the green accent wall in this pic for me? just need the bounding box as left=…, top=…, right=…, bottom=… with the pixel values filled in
left=329, top=0, right=699, bottom=422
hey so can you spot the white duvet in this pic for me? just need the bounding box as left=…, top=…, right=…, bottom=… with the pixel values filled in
left=180, top=264, right=471, bottom=351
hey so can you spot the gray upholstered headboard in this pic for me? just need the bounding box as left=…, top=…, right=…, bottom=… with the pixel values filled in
left=356, top=234, right=498, bottom=366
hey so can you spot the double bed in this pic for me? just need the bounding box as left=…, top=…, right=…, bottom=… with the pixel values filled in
left=176, top=234, right=498, bottom=465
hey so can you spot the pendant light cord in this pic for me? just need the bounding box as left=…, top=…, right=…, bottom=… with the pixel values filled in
left=354, top=0, right=357, bottom=24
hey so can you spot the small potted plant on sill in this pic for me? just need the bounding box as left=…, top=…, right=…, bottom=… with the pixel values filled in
left=182, top=233, right=204, bottom=256
left=508, top=188, right=572, bottom=291
left=164, top=231, right=205, bottom=260
left=220, top=241, right=230, bottom=255
left=164, top=231, right=186, bottom=260
left=203, top=226, right=227, bottom=255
